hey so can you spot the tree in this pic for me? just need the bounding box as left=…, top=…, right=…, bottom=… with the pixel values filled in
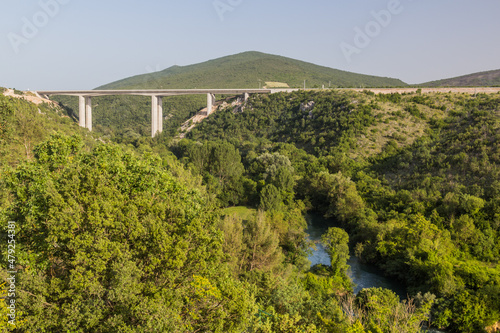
left=307, top=171, right=365, bottom=222
left=260, top=184, right=282, bottom=211
left=244, top=211, right=283, bottom=272
left=321, top=227, right=350, bottom=277
left=0, top=96, right=13, bottom=144
left=354, top=288, right=432, bottom=333
left=3, top=134, right=255, bottom=332
left=326, top=172, right=365, bottom=222
left=251, top=152, right=295, bottom=195
left=218, top=214, right=246, bottom=273
left=16, top=102, right=43, bottom=160
left=183, top=140, right=245, bottom=206
left=451, top=290, right=488, bottom=333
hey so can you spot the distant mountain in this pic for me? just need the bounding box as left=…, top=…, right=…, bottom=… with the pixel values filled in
left=97, top=51, right=406, bottom=89
left=421, top=69, right=500, bottom=87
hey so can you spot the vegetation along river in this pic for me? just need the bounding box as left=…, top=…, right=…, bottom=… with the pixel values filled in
left=306, top=213, right=407, bottom=299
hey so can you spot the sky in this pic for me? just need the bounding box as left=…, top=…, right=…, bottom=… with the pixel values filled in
left=1, top=0, right=499, bottom=90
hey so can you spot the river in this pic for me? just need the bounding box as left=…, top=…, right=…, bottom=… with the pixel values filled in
left=306, top=213, right=407, bottom=299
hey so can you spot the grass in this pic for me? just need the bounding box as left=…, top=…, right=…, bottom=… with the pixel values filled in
left=222, top=206, right=257, bottom=220
left=265, top=81, right=290, bottom=88
left=350, top=93, right=449, bottom=160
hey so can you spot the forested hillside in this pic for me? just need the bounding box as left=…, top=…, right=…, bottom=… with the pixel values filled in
left=1, top=88, right=499, bottom=332
left=0, top=91, right=96, bottom=166
left=99, top=51, right=407, bottom=90
left=185, top=90, right=500, bottom=332
left=51, top=51, right=407, bottom=140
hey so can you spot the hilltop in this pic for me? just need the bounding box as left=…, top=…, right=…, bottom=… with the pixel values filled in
left=98, top=51, right=407, bottom=89
left=421, top=68, right=500, bottom=87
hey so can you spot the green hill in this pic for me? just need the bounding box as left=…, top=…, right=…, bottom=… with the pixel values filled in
left=98, top=51, right=407, bottom=89
left=421, top=68, right=500, bottom=87
left=54, top=52, right=406, bottom=140
left=0, top=89, right=97, bottom=167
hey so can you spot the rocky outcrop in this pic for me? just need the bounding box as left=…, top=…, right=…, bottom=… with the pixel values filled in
left=300, top=101, right=315, bottom=112
left=486, top=322, right=500, bottom=333
left=2, top=88, right=57, bottom=106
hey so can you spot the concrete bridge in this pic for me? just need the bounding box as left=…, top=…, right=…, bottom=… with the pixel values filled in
left=36, top=89, right=272, bottom=137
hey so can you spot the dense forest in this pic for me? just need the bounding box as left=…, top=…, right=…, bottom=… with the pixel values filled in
left=1, top=89, right=499, bottom=332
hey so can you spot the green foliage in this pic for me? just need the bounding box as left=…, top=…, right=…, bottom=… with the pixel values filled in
left=353, top=288, right=433, bottom=333
left=99, top=51, right=406, bottom=90
left=243, top=211, right=284, bottom=273
left=189, top=90, right=377, bottom=157
left=185, top=90, right=500, bottom=332
left=450, top=290, right=489, bottom=333
left=2, top=134, right=255, bottom=332
left=174, top=139, right=245, bottom=205
left=0, top=281, right=27, bottom=331
left=251, top=152, right=295, bottom=198
left=219, top=211, right=284, bottom=274
left=0, top=93, right=93, bottom=167
left=321, top=227, right=350, bottom=278
left=260, top=184, right=282, bottom=211
left=2, top=87, right=500, bottom=332
left=317, top=289, right=433, bottom=333
left=377, top=93, right=402, bottom=104
left=305, top=171, right=366, bottom=222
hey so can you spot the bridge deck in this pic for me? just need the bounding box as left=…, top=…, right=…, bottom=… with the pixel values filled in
left=37, top=89, right=272, bottom=97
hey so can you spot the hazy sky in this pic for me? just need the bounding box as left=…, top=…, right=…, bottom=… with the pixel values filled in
left=1, top=0, right=499, bottom=90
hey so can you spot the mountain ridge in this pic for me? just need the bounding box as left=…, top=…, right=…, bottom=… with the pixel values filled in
left=420, top=68, right=500, bottom=87
left=97, top=51, right=407, bottom=90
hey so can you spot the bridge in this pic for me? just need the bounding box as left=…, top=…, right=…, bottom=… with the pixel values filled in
left=36, top=89, right=272, bottom=137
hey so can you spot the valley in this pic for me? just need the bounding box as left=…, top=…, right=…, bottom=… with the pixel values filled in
left=1, top=52, right=499, bottom=332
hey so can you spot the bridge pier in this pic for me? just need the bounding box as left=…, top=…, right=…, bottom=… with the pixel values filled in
left=37, top=89, right=272, bottom=137
left=207, top=93, right=216, bottom=115
left=151, top=96, right=163, bottom=137
left=79, top=96, right=86, bottom=127
left=85, top=97, right=92, bottom=131
left=243, top=92, right=250, bottom=102
left=157, top=96, right=163, bottom=136
left=78, top=96, right=92, bottom=131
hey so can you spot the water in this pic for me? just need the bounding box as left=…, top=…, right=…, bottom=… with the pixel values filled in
left=306, top=213, right=407, bottom=299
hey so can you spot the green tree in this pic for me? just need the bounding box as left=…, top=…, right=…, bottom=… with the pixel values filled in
left=3, top=134, right=255, bottom=332
left=326, top=172, right=365, bottom=222
left=260, top=184, right=282, bottom=211
left=251, top=152, right=295, bottom=195
left=451, top=290, right=488, bottom=333
left=218, top=214, right=246, bottom=273
left=354, top=288, right=433, bottom=333
left=179, top=140, right=245, bottom=206
left=321, top=227, right=350, bottom=277
left=243, top=211, right=283, bottom=272
left=307, top=171, right=365, bottom=222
